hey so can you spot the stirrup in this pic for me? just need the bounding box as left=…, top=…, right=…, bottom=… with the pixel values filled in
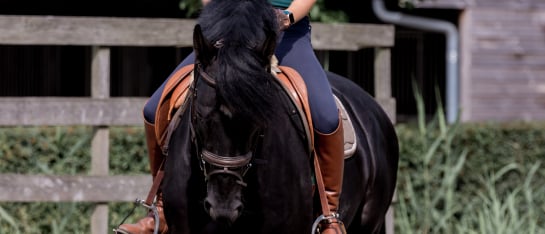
left=311, top=213, right=347, bottom=234
left=112, top=198, right=161, bottom=234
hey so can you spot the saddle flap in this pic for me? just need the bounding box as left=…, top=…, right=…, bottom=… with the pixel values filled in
left=274, top=66, right=315, bottom=153
left=274, top=66, right=357, bottom=159
left=154, top=64, right=194, bottom=147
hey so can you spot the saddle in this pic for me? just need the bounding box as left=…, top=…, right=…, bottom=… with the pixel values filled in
left=153, top=62, right=357, bottom=159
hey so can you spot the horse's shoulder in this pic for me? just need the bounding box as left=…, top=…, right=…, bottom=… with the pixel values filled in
left=154, top=64, right=195, bottom=146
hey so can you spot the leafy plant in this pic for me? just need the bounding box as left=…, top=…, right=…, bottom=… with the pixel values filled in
left=395, top=81, right=467, bottom=233
left=394, top=81, right=545, bottom=233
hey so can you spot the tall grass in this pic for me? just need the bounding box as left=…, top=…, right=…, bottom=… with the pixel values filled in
left=456, top=162, right=543, bottom=234
left=394, top=83, right=545, bottom=233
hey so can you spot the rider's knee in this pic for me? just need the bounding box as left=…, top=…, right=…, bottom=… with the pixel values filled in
left=143, top=101, right=157, bottom=124
left=313, top=110, right=340, bottom=134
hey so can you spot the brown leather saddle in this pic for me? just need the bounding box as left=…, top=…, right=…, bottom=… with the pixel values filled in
left=153, top=63, right=356, bottom=159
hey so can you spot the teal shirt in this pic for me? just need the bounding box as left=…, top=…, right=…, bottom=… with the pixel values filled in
left=269, top=0, right=291, bottom=8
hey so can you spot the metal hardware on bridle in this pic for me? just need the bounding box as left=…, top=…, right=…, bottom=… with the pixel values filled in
left=214, top=39, right=224, bottom=48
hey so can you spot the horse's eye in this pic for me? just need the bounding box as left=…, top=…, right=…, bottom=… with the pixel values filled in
left=219, top=105, right=233, bottom=118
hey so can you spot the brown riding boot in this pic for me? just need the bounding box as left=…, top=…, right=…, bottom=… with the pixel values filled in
left=315, top=116, right=347, bottom=234
left=116, top=120, right=168, bottom=234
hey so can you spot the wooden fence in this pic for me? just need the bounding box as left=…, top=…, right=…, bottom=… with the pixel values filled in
left=0, top=15, right=396, bottom=234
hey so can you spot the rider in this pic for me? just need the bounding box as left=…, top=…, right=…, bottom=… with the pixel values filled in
left=117, top=0, right=345, bottom=233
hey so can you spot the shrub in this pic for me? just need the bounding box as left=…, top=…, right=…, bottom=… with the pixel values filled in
left=393, top=85, right=545, bottom=233
left=0, top=122, right=543, bottom=232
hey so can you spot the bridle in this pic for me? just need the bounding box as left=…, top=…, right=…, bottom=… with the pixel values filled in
left=189, top=63, right=261, bottom=187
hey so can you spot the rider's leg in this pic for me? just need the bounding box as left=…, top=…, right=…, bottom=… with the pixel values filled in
left=116, top=120, right=168, bottom=234
left=143, top=52, right=196, bottom=124
left=275, top=17, right=345, bottom=233
left=116, top=52, right=195, bottom=234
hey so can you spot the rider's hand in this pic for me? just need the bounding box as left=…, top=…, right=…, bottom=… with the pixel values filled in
left=275, top=9, right=291, bottom=31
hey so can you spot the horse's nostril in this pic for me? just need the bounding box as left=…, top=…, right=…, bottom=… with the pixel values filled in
left=204, top=199, right=212, bottom=212
left=235, top=204, right=243, bottom=214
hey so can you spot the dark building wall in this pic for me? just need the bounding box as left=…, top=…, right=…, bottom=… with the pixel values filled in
left=0, top=0, right=458, bottom=122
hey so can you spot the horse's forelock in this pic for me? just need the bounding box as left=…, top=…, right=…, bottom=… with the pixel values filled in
left=196, top=0, right=278, bottom=125
left=198, top=0, right=277, bottom=44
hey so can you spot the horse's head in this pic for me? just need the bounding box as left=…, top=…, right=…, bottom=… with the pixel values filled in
left=189, top=0, right=279, bottom=225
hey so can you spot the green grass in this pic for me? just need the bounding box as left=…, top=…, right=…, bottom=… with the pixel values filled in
left=393, top=83, right=545, bottom=233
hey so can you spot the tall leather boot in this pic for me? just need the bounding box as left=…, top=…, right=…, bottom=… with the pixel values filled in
left=315, top=115, right=347, bottom=234
left=116, top=120, right=168, bottom=234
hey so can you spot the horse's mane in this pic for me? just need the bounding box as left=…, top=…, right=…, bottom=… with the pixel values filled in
left=197, top=0, right=279, bottom=124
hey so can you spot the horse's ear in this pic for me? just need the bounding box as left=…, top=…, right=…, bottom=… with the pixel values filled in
left=193, top=24, right=214, bottom=66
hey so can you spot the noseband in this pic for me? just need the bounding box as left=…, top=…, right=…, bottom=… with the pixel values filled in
left=190, top=64, right=258, bottom=187
left=200, top=150, right=252, bottom=187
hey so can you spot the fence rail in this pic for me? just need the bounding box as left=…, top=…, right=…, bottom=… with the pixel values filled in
left=0, top=15, right=394, bottom=49
left=0, top=15, right=396, bottom=234
left=0, top=174, right=151, bottom=202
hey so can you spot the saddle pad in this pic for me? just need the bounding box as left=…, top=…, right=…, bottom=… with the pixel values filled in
left=334, top=95, right=357, bottom=159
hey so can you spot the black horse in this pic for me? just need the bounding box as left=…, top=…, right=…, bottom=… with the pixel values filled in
left=161, top=0, right=399, bottom=233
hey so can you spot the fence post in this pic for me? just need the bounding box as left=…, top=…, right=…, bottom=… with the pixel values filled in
left=374, top=47, right=397, bottom=234
left=90, top=46, right=111, bottom=234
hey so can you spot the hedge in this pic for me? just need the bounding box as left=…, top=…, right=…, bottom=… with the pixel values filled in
left=0, top=121, right=543, bottom=233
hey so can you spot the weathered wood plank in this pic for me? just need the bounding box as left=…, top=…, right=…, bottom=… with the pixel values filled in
left=473, top=45, right=545, bottom=55
left=472, top=67, right=545, bottom=81
left=0, top=15, right=394, bottom=50
left=470, top=83, right=545, bottom=96
left=312, top=23, right=395, bottom=50
left=0, top=97, right=147, bottom=126
left=471, top=53, right=545, bottom=67
left=472, top=53, right=545, bottom=66
left=470, top=102, right=545, bottom=121
left=0, top=174, right=152, bottom=202
left=91, top=47, right=111, bottom=99
left=414, top=0, right=470, bottom=9
left=415, top=0, right=545, bottom=9
left=471, top=1, right=545, bottom=9
left=0, top=15, right=195, bottom=47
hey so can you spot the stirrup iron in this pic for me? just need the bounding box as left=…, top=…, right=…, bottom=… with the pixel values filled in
left=311, top=213, right=346, bottom=234
left=112, top=197, right=161, bottom=234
